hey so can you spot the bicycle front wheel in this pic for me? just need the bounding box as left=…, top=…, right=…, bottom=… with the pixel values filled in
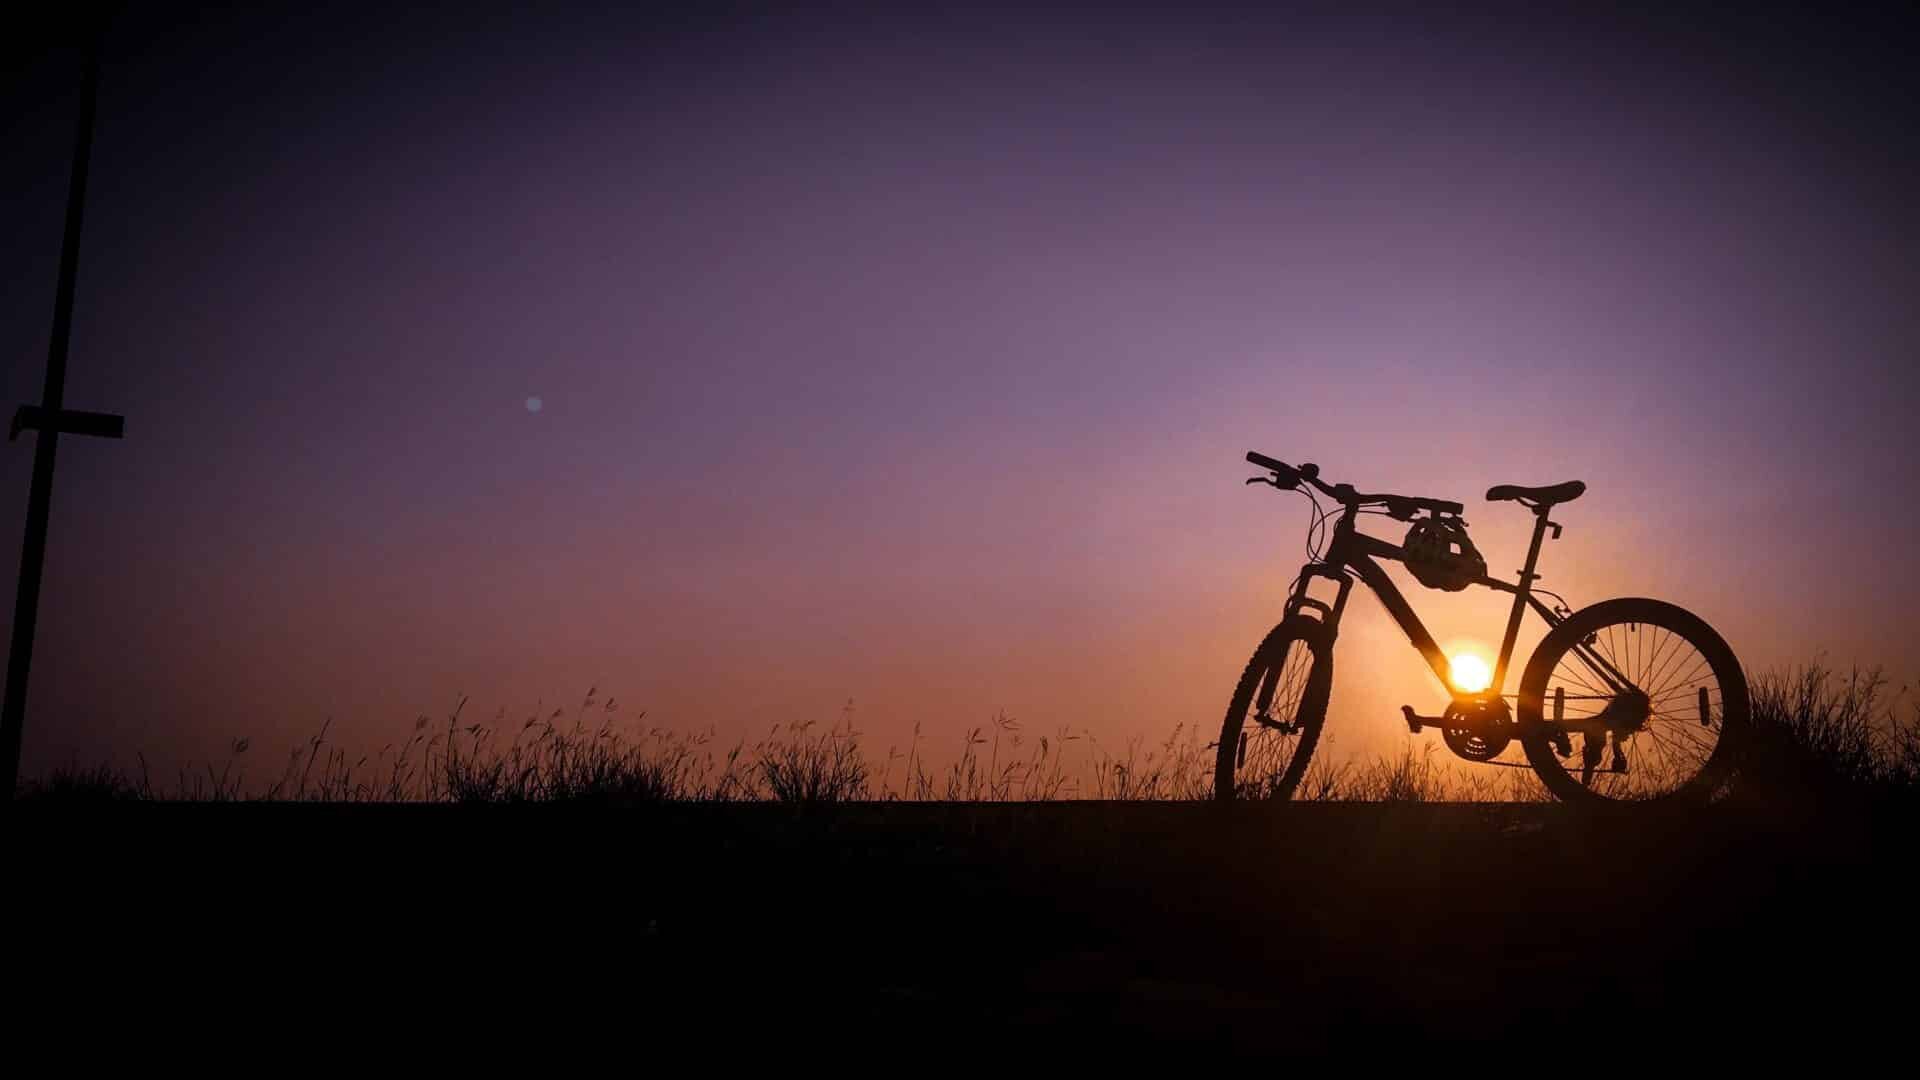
left=1518, top=598, right=1748, bottom=806
left=1214, top=616, right=1333, bottom=802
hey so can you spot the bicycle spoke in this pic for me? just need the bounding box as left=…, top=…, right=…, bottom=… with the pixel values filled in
left=1639, top=627, right=1682, bottom=696
left=1648, top=656, right=1710, bottom=707
left=1552, top=659, right=1608, bottom=696
left=1642, top=628, right=1689, bottom=699
left=1586, top=627, right=1636, bottom=691
left=1643, top=718, right=1712, bottom=756
left=1553, top=657, right=1611, bottom=698
left=1647, top=683, right=1716, bottom=711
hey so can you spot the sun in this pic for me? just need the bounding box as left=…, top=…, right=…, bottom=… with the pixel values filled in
left=1448, top=652, right=1493, bottom=694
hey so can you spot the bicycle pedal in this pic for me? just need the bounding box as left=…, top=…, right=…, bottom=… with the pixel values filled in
left=1254, top=713, right=1298, bottom=735
left=1401, top=705, right=1446, bottom=734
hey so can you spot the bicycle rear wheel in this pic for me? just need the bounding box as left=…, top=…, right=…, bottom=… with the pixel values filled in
left=1518, top=598, right=1748, bottom=806
left=1213, top=616, right=1332, bottom=802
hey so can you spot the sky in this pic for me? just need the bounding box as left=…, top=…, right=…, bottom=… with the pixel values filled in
left=3, top=2, right=1917, bottom=778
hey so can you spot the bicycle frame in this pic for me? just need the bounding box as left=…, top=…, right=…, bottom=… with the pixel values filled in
left=1281, top=502, right=1633, bottom=703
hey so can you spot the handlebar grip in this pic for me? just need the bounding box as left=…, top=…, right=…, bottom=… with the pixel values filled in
left=1246, top=451, right=1288, bottom=472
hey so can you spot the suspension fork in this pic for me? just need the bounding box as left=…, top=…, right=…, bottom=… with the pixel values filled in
left=1286, top=564, right=1355, bottom=636
left=1251, top=564, right=1349, bottom=734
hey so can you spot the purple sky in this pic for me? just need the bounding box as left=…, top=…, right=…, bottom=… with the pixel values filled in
left=4, top=3, right=1917, bottom=776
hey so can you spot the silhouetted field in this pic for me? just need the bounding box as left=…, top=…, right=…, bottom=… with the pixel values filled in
left=19, top=663, right=1920, bottom=807
left=10, top=664, right=1915, bottom=1054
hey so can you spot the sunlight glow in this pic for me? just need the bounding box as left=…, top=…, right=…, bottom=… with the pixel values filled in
left=1448, top=652, right=1493, bottom=694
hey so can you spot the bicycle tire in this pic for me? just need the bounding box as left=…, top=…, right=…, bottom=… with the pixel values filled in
left=1518, top=598, right=1748, bottom=807
left=1213, top=616, right=1333, bottom=802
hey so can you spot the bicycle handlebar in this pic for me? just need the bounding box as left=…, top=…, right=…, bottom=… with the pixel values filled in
left=1244, top=451, right=1464, bottom=517
left=1245, top=451, right=1297, bottom=485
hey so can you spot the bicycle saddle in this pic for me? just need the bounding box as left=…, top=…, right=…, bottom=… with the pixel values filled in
left=1486, top=481, right=1586, bottom=505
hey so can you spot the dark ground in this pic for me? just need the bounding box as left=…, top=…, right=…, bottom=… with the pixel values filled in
left=12, top=799, right=1912, bottom=1057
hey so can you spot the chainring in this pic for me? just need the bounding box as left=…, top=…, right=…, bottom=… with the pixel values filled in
left=1439, top=699, right=1514, bottom=762
left=1442, top=726, right=1512, bottom=761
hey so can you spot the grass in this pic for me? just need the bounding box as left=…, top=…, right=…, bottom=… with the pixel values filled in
left=1737, top=665, right=1920, bottom=808
left=17, top=662, right=1917, bottom=806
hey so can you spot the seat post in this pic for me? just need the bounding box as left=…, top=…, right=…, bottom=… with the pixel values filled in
left=1491, top=505, right=1554, bottom=694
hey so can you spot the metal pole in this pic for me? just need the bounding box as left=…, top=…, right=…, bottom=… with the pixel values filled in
left=1, top=33, right=103, bottom=799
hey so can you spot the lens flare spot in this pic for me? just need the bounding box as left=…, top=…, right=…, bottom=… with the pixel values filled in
left=525, top=396, right=543, bottom=413
left=1449, top=653, right=1493, bottom=694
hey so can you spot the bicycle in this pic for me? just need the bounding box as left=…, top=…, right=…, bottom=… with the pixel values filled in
left=1218, top=452, right=1749, bottom=807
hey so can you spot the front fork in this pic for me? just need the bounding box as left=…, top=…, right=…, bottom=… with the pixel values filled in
left=1249, top=565, right=1349, bottom=739
left=1285, top=563, right=1355, bottom=633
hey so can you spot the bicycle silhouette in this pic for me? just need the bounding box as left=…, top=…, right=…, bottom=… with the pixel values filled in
left=1219, top=452, right=1749, bottom=806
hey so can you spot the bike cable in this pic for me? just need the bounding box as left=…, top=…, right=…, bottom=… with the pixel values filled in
left=1304, top=488, right=1331, bottom=562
